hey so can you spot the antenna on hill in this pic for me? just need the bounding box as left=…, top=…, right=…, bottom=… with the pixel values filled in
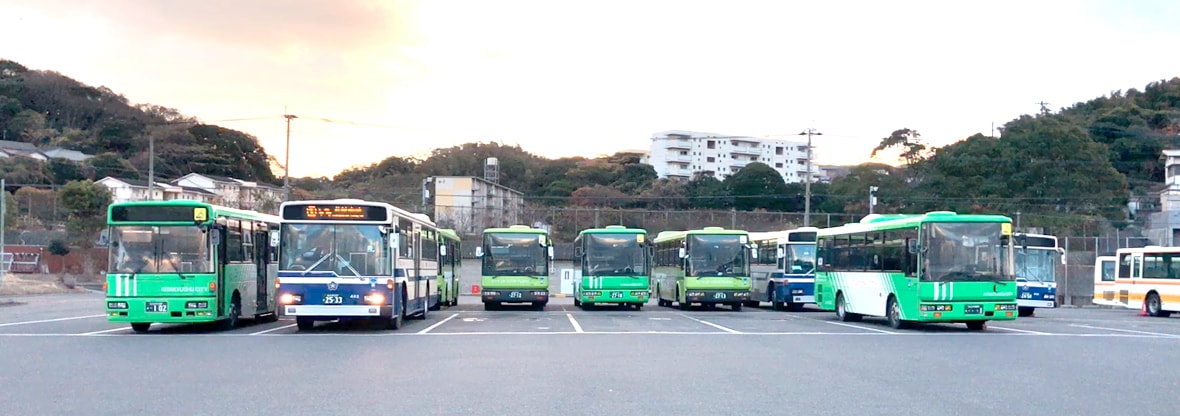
left=1037, top=101, right=1051, bottom=115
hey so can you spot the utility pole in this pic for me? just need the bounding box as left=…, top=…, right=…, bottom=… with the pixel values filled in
left=147, top=135, right=155, bottom=200
left=869, top=186, right=878, bottom=215
left=799, top=128, right=821, bottom=227
left=1, top=178, right=6, bottom=285
left=283, top=113, right=298, bottom=202
left=1014, top=211, right=1021, bottom=231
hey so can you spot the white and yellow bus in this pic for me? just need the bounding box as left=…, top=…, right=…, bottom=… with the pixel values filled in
left=1091, top=255, right=1118, bottom=307
left=1112, top=246, right=1180, bottom=317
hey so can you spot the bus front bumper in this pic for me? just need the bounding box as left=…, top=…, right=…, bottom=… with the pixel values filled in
left=280, top=305, right=394, bottom=318
left=914, top=302, right=1019, bottom=321
left=106, top=297, right=219, bottom=323
left=579, top=290, right=649, bottom=304
left=685, top=290, right=751, bottom=304
left=482, top=290, right=549, bottom=303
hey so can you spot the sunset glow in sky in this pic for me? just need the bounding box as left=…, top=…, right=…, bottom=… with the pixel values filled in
left=3, top=0, right=1179, bottom=178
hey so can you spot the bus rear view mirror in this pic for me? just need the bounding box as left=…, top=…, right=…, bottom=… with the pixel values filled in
left=678, top=248, right=686, bottom=259
left=475, top=246, right=484, bottom=257
left=907, top=239, right=919, bottom=254
left=439, top=244, right=447, bottom=257
left=776, top=248, right=785, bottom=259
left=548, top=246, right=555, bottom=259
left=269, top=230, right=280, bottom=248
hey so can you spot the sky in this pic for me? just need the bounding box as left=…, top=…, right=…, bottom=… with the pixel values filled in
left=2, top=0, right=1180, bottom=178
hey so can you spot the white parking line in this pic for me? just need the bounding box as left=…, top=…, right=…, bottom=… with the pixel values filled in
left=0, top=314, right=106, bottom=328
left=80, top=327, right=128, bottom=335
left=250, top=324, right=297, bottom=335
left=1070, top=324, right=1180, bottom=338
left=417, top=313, right=460, bottom=334
left=989, top=326, right=1049, bottom=335
left=677, top=314, right=742, bottom=334
left=566, top=313, right=584, bottom=333
left=825, top=321, right=897, bottom=334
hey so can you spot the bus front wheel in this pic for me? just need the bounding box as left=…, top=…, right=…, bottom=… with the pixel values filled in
left=130, top=323, right=150, bottom=333
left=1018, top=307, right=1035, bottom=317
left=297, top=318, right=315, bottom=331
left=966, top=321, right=986, bottom=331
left=732, top=302, right=742, bottom=312
left=886, top=296, right=908, bottom=329
left=835, top=292, right=861, bottom=322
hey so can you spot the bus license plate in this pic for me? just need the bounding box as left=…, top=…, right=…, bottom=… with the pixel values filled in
left=323, top=294, right=344, bottom=305
left=145, top=302, right=168, bottom=313
left=610, top=292, right=623, bottom=299
left=508, top=291, right=523, bottom=299
left=713, top=292, right=728, bottom=300
left=965, top=305, right=982, bottom=314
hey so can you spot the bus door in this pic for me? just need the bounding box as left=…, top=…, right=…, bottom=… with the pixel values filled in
left=254, top=221, right=269, bottom=312
left=413, top=223, right=423, bottom=309
left=217, top=218, right=232, bottom=315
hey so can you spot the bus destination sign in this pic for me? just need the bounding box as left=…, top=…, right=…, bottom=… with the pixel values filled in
left=282, top=204, right=386, bottom=221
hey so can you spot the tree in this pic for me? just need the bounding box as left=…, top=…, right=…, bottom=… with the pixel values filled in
left=59, top=180, right=112, bottom=250
left=724, top=162, right=789, bottom=211
left=871, top=128, right=928, bottom=166
left=570, top=185, right=629, bottom=208
left=87, top=152, right=139, bottom=179
left=685, top=173, right=728, bottom=209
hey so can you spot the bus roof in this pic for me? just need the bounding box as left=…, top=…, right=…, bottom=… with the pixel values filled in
left=108, top=199, right=281, bottom=225
left=483, top=224, right=548, bottom=235
left=437, top=228, right=461, bottom=241
left=818, top=211, right=1011, bottom=236
left=577, top=225, right=647, bottom=237
left=749, top=227, right=819, bottom=244
left=652, top=226, right=747, bottom=243
left=1009, top=232, right=1059, bottom=249
left=1115, top=246, right=1180, bottom=254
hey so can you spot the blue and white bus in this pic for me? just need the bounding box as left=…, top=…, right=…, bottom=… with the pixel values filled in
left=1005, top=232, right=1064, bottom=317
left=276, top=199, right=439, bottom=330
left=748, top=227, right=818, bottom=311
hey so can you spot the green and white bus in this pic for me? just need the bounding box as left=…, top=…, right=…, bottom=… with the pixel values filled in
left=652, top=226, right=754, bottom=311
left=814, top=211, right=1018, bottom=330
left=104, top=199, right=282, bottom=333
left=572, top=225, right=651, bottom=310
left=436, top=228, right=462, bottom=308
left=475, top=225, right=554, bottom=310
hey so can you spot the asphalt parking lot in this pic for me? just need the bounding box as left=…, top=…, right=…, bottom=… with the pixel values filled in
left=2, top=293, right=1179, bottom=415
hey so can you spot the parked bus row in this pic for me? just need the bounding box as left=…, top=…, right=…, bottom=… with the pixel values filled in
left=102, top=198, right=1097, bottom=333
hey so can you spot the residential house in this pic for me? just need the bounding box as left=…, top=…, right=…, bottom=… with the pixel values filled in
left=97, top=176, right=217, bottom=204
left=172, top=173, right=284, bottom=214
left=40, top=147, right=94, bottom=162
left=0, top=140, right=48, bottom=161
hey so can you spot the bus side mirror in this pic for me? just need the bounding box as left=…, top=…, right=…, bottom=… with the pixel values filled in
left=750, top=246, right=758, bottom=259
left=390, top=234, right=400, bottom=250
left=210, top=229, right=221, bottom=247
left=548, top=246, right=555, bottom=259
left=907, top=239, right=919, bottom=254
left=1058, top=248, right=1067, bottom=265
left=678, top=248, right=686, bottom=259
left=475, top=246, right=484, bottom=257
left=269, top=230, right=280, bottom=248
left=776, top=248, right=785, bottom=259
left=439, top=244, right=447, bottom=256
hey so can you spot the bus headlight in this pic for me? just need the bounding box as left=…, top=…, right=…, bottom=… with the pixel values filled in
left=920, top=304, right=952, bottom=312
left=364, top=293, right=385, bottom=305
left=685, top=291, right=705, bottom=297
left=107, top=301, right=128, bottom=310
left=185, top=301, right=209, bottom=309
left=995, top=304, right=1018, bottom=311
left=279, top=293, right=302, bottom=305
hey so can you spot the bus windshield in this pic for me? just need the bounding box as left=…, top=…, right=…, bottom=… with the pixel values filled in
left=483, top=233, right=547, bottom=276
left=1014, top=248, right=1058, bottom=283
left=584, top=234, right=646, bottom=276
left=280, top=224, right=390, bottom=276
left=687, top=234, right=747, bottom=277
left=922, top=222, right=1011, bottom=282
left=783, top=243, right=816, bottom=274
left=109, top=226, right=211, bottom=274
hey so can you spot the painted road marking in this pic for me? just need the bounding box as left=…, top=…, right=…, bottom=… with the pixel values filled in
left=989, top=326, right=1050, bottom=335
left=0, top=314, right=106, bottom=328
left=417, top=313, right=460, bottom=334
left=1070, top=324, right=1180, bottom=338
left=825, top=321, right=897, bottom=334
left=250, top=324, right=297, bottom=335
left=566, top=313, right=584, bottom=333
left=80, top=327, right=128, bottom=335
left=677, top=313, right=742, bottom=334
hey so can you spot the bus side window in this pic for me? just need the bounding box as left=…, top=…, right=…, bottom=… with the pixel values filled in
left=1118, top=253, right=1131, bottom=279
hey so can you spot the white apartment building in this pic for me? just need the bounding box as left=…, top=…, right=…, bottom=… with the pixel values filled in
left=97, top=177, right=218, bottom=204
left=646, top=130, right=825, bottom=183
left=431, top=176, right=525, bottom=237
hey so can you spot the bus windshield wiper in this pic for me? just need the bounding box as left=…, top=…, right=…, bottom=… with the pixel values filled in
left=165, top=255, right=186, bottom=280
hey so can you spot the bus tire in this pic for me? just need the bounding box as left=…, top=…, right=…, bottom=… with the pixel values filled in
left=1018, top=307, right=1035, bottom=317
left=297, top=317, right=315, bottom=331
left=786, top=302, right=804, bottom=312
left=258, top=312, right=279, bottom=324
left=130, top=323, right=150, bottom=333
left=966, top=321, right=986, bottom=331
left=835, top=292, right=861, bottom=322
left=574, top=298, right=582, bottom=307
left=533, top=301, right=546, bottom=310
left=886, top=296, right=908, bottom=329
left=220, top=293, right=242, bottom=331
left=1146, top=292, right=1171, bottom=317
left=732, top=302, right=743, bottom=312
left=430, top=294, right=442, bottom=311
left=633, top=303, right=643, bottom=311
left=484, top=302, right=500, bottom=311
